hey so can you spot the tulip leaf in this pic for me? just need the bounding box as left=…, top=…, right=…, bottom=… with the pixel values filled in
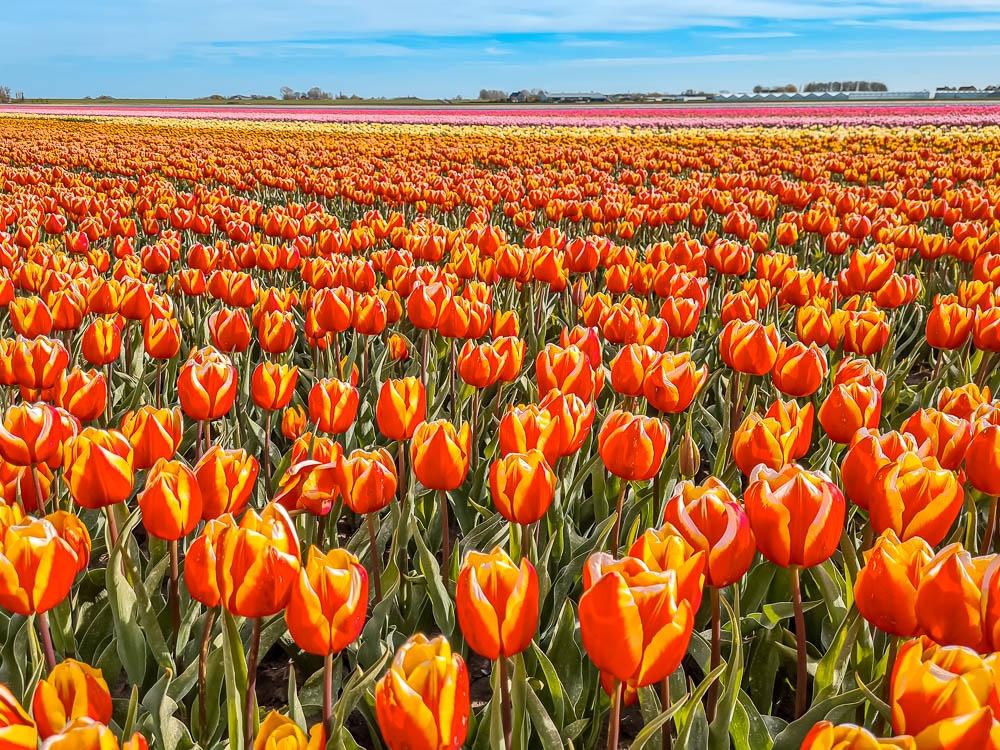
left=408, top=514, right=455, bottom=637
left=546, top=600, right=584, bottom=711
left=122, top=684, right=140, bottom=740
left=853, top=673, right=891, bottom=723
left=813, top=608, right=863, bottom=701
left=528, top=641, right=570, bottom=728
left=525, top=682, right=564, bottom=750
left=709, top=591, right=744, bottom=750
left=627, top=688, right=686, bottom=750
left=288, top=663, right=307, bottom=730
left=729, top=690, right=774, bottom=750
left=106, top=514, right=149, bottom=686
left=0, top=614, right=30, bottom=701
left=143, top=670, right=195, bottom=750
left=221, top=609, right=248, bottom=750
left=673, top=662, right=725, bottom=749
left=769, top=688, right=866, bottom=750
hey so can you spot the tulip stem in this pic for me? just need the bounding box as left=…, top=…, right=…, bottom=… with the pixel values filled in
left=323, top=651, right=334, bottom=743
left=791, top=566, right=808, bottom=719
left=244, top=617, right=262, bottom=750
left=607, top=680, right=622, bottom=750
left=105, top=505, right=120, bottom=548
left=262, top=411, right=273, bottom=490
left=660, top=678, right=673, bottom=750
left=31, top=464, right=45, bottom=515
left=169, top=540, right=181, bottom=647
left=498, top=657, right=513, bottom=750
left=984, top=496, right=998, bottom=554
left=37, top=612, right=57, bottom=671
left=367, top=513, right=383, bottom=604
left=609, top=479, right=629, bottom=554
left=440, top=490, right=452, bottom=580
left=706, top=587, right=722, bottom=721
left=198, top=608, right=217, bottom=744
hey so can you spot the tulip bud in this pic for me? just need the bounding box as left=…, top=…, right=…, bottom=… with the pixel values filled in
left=678, top=430, right=700, bottom=479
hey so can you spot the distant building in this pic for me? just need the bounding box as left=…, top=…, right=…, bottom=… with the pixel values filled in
left=545, top=92, right=610, bottom=103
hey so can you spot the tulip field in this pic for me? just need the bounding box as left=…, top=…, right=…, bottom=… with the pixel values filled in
left=2, top=109, right=1000, bottom=750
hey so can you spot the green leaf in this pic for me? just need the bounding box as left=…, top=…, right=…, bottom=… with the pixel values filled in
left=709, top=590, right=744, bottom=750
left=142, top=670, right=195, bottom=750
left=673, top=662, right=725, bottom=749
left=770, top=689, right=866, bottom=750
left=221, top=609, right=248, bottom=750
left=525, top=683, right=564, bottom=750
left=730, top=690, right=774, bottom=750
left=409, top=514, right=455, bottom=637
left=813, top=609, right=863, bottom=701
left=628, top=688, right=686, bottom=750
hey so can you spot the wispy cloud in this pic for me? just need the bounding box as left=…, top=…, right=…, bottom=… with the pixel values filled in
left=709, top=30, right=797, bottom=39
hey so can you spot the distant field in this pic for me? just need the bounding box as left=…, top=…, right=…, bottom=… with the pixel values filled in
left=4, top=101, right=1000, bottom=127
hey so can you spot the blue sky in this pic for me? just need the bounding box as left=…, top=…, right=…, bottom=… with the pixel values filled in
left=7, top=1, right=1000, bottom=98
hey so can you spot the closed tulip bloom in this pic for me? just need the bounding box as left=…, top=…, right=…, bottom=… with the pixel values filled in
left=281, top=405, right=307, bottom=441
left=62, top=428, right=134, bottom=510
left=375, top=377, right=426, bottom=442
left=0, top=684, right=36, bottom=750
left=797, top=304, right=834, bottom=347
left=0, top=517, right=78, bottom=615
left=539, top=389, right=596, bottom=460
left=771, top=342, right=828, bottom=398
left=642, top=351, right=708, bottom=414
left=456, top=341, right=503, bottom=389
left=457, top=548, right=538, bottom=660
left=901, top=408, right=972, bottom=471
left=194, top=446, right=259, bottom=519
left=535, top=344, right=603, bottom=401
left=966, top=425, right=1000, bottom=496
left=927, top=301, right=974, bottom=350
left=406, top=282, right=452, bottom=330
left=938, top=384, right=992, bottom=421
left=253, top=712, right=324, bottom=750
left=289, top=434, right=343, bottom=467
left=285, top=547, right=368, bottom=656
left=80, top=319, right=121, bottom=366
left=308, top=378, right=359, bottom=435
left=273, top=460, right=340, bottom=516
left=251, top=362, right=298, bottom=412
left=55, top=369, right=107, bottom=423
left=184, top=516, right=233, bottom=608
left=744, top=463, right=846, bottom=569
left=337, top=448, right=397, bottom=515
left=628, top=525, right=706, bottom=611
left=12, top=337, right=68, bottom=391
left=45, top=511, right=92, bottom=574
left=119, top=406, right=182, bottom=470
left=143, top=317, right=181, bottom=360
left=257, top=311, right=296, bottom=355
left=800, top=722, right=916, bottom=750
left=719, top=319, right=780, bottom=376
left=177, top=348, right=238, bottom=421
left=387, top=334, right=410, bottom=362
left=598, top=410, right=670, bottom=482
left=489, top=449, right=556, bottom=525
left=208, top=308, right=251, bottom=353
left=841, top=429, right=924, bottom=510
left=0, top=402, right=60, bottom=466
left=765, top=398, right=813, bottom=459
left=869, top=451, right=963, bottom=547
left=914, top=545, right=991, bottom=652
left=732, top=413, right=798, bottom=476
left=493, top=336, right=525, bottom=383
left=834, top=357, right=887, bottom=394
left=818, top=382, right=882, bottom=444
left=974, top=307, right=1000, bottom=352
left=138, top=459, right=203, bottom=541
left=9, top=297, right=53, bottom=338
left=411, top=420, right=471, bottom=492
left=855, top=530, right=933, bottom=637
left=32, top=659, right=113, bottom=739
left=498, top=405, right=559, bottom=466
left=890, top=637, right=1000, bottom=744
left=560, top=325, right=603, bottom=368
left=579, top=553, right=694, bottom=688
left=374, top=634, right=470, bottom=750
left=216, top=502, right=301, bottom=618
left=40, top=718, right=120, bottom=750
left=663, top=478, right=756, bottom=588
left=609, top=344, right=658, bottom=398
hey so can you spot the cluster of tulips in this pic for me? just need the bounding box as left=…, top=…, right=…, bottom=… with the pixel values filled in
left=0, top=112, right=999, bottom=750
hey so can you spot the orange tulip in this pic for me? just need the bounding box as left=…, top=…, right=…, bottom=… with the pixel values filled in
left=642, top=351, right=708, bottom=414
left=663, top=478, right=756, bottom=588
left=719, top=319, right=780, bottom=376
left=194, top=446, right=259, bottom=519
left=489, top=449, right=556, bottom=525
left=272, top=460, right=339, bottom=516
left=375, top=377, right=426, bottom=442
left=800, top=722, right=915, bottom=750
left=539, top=389, right=595, bottom=460
left=966, top=425, right=1000, bottom=496
left=597, top=410, right=669, bottom=481
left=374, top=634, right=469, bottom=750
left=609, top=344, right=658, bottom=398
left=833, top=357, right=887, bottom=393
left=253, top=712, right=324, bottom=750
left=411, top=420, right=471, bottom=492
left=177, top=347, right=238, bottom=421
left=285, top=547, right=368, bottom=656
left=11, top=337, right=68, bottom=390
left=771, top=341, right=828, bottom=398
left=854, top=530, right=933, bottom=637
left=81, top=319, right=121, bottom=367
left=0, top=402, right=60, bottom=467
left=457, top=341, right=503, bottom=389
left=890, top=637, right=1000, bottom=745
left=9, top=297, right=53, bottom=338
left=901, top=408, right=972, bottom=471
left=927, top=301, right=974, bottom=350
left=731, top=413, right=798, bottom=476
left=143, top=317, right=181, bottom=360
left=257, top=311, right=296, bottom=355
left=628, top=525, right=706, bottom=611
left=498, top=405, right=558, bottom=466
left=0, top=684, right=36, bottom=750
left=44, top=511, right=91, bottom=574
left=184, top=516, right=233, bottom=608
left=307, top=378, right=359, bottom=435
left=868, top=451, right=963, bottom=547
left=118, top=406, right=182, bottom=470
left=818, top=382, right=882, bottom=444
left=138, top=459, right=203, bottom=541
left=39, top=717, right=120, bottom=750
left=493, top=336, right=525, bottom=383
left=535, top=344, right=603, bottom=401
left=579, top=553, right=694, bottom=689
left=62, top=428, right=134, bottom=510
left=281, top=405, right=307, bottom=441
left=938, top=384, right=991, bottom=421
left=914, top=545, right=991, bottom=652
left=337, top=448, right=397, bottom=515
left=841, top=429, right=924, bottom=510
left=456, top=548, right=538, bottom=660
left=744, top=463, right=845, bottom=569
left=387, top=333, right=410, bottom=362
left=208, top=308, right=252, bottom=353
left=0, top=517, right=77, bottom=615
left=216, top=503, right=301, bottom=618
left=251, top=362, right=298, bottom=411
left=32, top=659, right=113, bottom=739
left=55, top=369, right=107, bottom=423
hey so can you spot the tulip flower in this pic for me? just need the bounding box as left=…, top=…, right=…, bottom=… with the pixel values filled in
left=539, top=389, right=595, bottom=461
left=143, top=316, right=181, bottom=360
left=914, top=544, right=991, bottom=652
left=609, top=343, right=658, bottom=398
left=119, top=406, right=182, bottom=471
left=272, top=460, right=339, bottom=517
left=44, top=511, right=91, bottom=574
left=840, top=429, right=924, bottom=511
left=0, top=685, right=36, bottom=750
left=254, top=713, right=324, bottom=750
left=489, top=449, right=556, bottom=526
left=535, top=344, right=603, bottom=401
left=800, top=722, right=916, bottom=750
left=498, top=404, right=559, bottom=465
left=374, top=634, right=469, bottom=750
left=80, top=319, right=122, bottom=367
left=194, top=446, right=259, bottom=519
left=337, top=448, right=397, bottom=600
left=32, top=660, right=113, bottom=739
left=628, top=526, right=706, bottom=612
left=966, top=424, right=1000, bottom=496
left=719, top=319, right=780, bottom=376
left=938, top=384, right=991, bottom=421
left=868, top=451, right=963, bottom=547
left=11, top=337, right=68, bottom=391
left=818, top=382, right=882, bottom=444
left=307, top=378, right=359, bottom=435
left=890, top=637, right=1000, bottom=745
left=0, top=402, right=60, bottom=467
left=375, top=377, right=426, bottom=441
left=40, top=717, right=120, bottom=750
left=642, top=351, right=708, bottom=414
left=771, top=341, right=828, bottom=398
left=579, top=553, right=693, bottom=748
left=731, top=413, right=798, bottom=476
left=55, top=369, right=107, bottom=423
left=62, top=428, right=135, bottom=511
left=208, top=308, right=252, bottom=353
left=177, top=347, right=238, bottom=425
left=854, top=530, right=933, bottom=637
left=901, top=408, right=972, bottom=471
left=281, top=405, right=308, bottom=441
left=251, top=362, right=299, bottom=412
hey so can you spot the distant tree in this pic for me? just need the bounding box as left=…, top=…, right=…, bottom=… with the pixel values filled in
left=478, top=89, right=507, bottom=101
left=306, top=86, right=331, bottom=100
left=0, top=86, right=11, bottom=104
left=784, top=84, right=797, bottom=93
left=280, top=86, right=296, bottom=100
